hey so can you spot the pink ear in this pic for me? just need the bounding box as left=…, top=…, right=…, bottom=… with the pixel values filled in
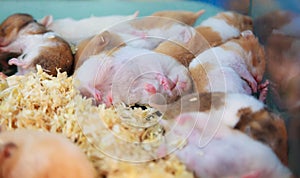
left=39, top=15, right=53, bottom=27
left=241, top=30, right=254, bottom=39
left=2, top=142, right=17, bottom=158
left=196, top=9, right=206, bottom=18
left=133, top=11, right=139, bottom=18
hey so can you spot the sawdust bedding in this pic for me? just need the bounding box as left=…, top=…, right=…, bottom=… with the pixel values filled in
left=0, top=65, right=193, bottom=178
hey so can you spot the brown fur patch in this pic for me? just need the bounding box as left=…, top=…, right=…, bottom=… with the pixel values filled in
left=161, top=92, right=225, bottom=119
left=190, top=62, right=214, bottom=93
left=33, top=37, right=74, bottom=76
left=235, top=109, right=288, bottom=165
left=154, top=41, right=195, bottom=67
left=236, top=107, right=253, bottom=118
left=152, top=10, right=204, bottom=26
left=129, top=18, right=172, bottom=31
left=0, top=13, right=35, bottom=46
left=216, top=12, right=253, bottom=31
left=154, top=29, right=209, bottom=67
left=195, top=26, right=223, bottom=47
left=74, top=31, right=125, bottom=70
left=199, top=92, right=225, bottom=112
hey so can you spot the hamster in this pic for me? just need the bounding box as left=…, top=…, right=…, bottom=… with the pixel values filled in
left=189, top=30, right=267, bottom=99
left=40, top=11, right=139, bottom=44
left=254, top=10, right=300, bottom=43
left=108, top=12, right=203, bottom=50
left=74, top=45, right=192, bottom=107
left=0, top=129, right=95, bottom=178
left=154, top=11, right=253, bottom=67
left=150, top=90, right=288, bottom=166
left=149, top=92, right=264, bottom=127
left=157, top=113, right=293, bottom=178
left=265, top=33, right=300, bottom=110
left=195, top=11, right=253, bottom=47
left=0, top=13, right=74, bottom=76
left=235, top=109, right=289, bottom=165
left=151, top=9, right=205, bottom=26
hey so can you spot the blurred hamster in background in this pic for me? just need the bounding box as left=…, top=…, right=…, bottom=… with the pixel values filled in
left=40, top=11, right=139, bottom=44
left=0, top=129, right=95, bottom=178
left=254, top=9, right=300, bottom=177
left=0, top=13, right=74, bottom=76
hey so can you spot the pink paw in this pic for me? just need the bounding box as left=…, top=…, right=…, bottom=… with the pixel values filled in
left=156, top=74, right=176, bottom=91
left=8, top=58, right=26, bottom=67
left=249, top=80, right=258, bottom=93
left=175, top=81, right=187, bottom=93
left=258, top=80, right=269, bottom=102
left=144, top=83, right=157, bottom=94
left=105, top=91, right=113, bottom=107
left=94, top=90, right=103, bottom=102
left=168, top=75, right=187, bottom=93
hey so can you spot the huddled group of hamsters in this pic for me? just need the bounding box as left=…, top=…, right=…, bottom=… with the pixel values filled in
left=0, top=9, right=297, bottom=178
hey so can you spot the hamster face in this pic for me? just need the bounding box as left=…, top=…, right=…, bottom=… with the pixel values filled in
left=230, top=32, right=266, bottom=83
left=0, top=14, right=35, bottom=46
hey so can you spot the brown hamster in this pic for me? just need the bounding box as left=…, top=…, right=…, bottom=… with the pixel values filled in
left=0, top=13, right=74, bottom=76
left=0, top=129, right=96, bottom=178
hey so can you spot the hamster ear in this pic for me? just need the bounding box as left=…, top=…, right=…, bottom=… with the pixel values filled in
left=196, top=9, right=205, bottom=18
left=2, top=142, right=18, bottom=158
left=241, top=30, right=254, bottom=39
left=89, top=31, right=111, bottom=53
left=39, top=15, right=53, bottom=27
left=133, top=11, right=139, bottom=18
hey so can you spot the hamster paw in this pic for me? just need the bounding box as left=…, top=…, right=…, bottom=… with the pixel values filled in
left=258, top=80, right=269, bottom=102
left=156, top=73, right=176, bottom=91
left=105, top=92, right=113, bottom=107
left=8, top=58, right=28, bottom=67
left=144, top=83, right=157, bottom=94
left=94, top=90, right=103, bottom=103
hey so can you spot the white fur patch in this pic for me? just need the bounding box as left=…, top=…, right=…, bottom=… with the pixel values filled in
left=200, top=18, right=240, bottom=42
left=222, top=93, right=264, bottom=127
